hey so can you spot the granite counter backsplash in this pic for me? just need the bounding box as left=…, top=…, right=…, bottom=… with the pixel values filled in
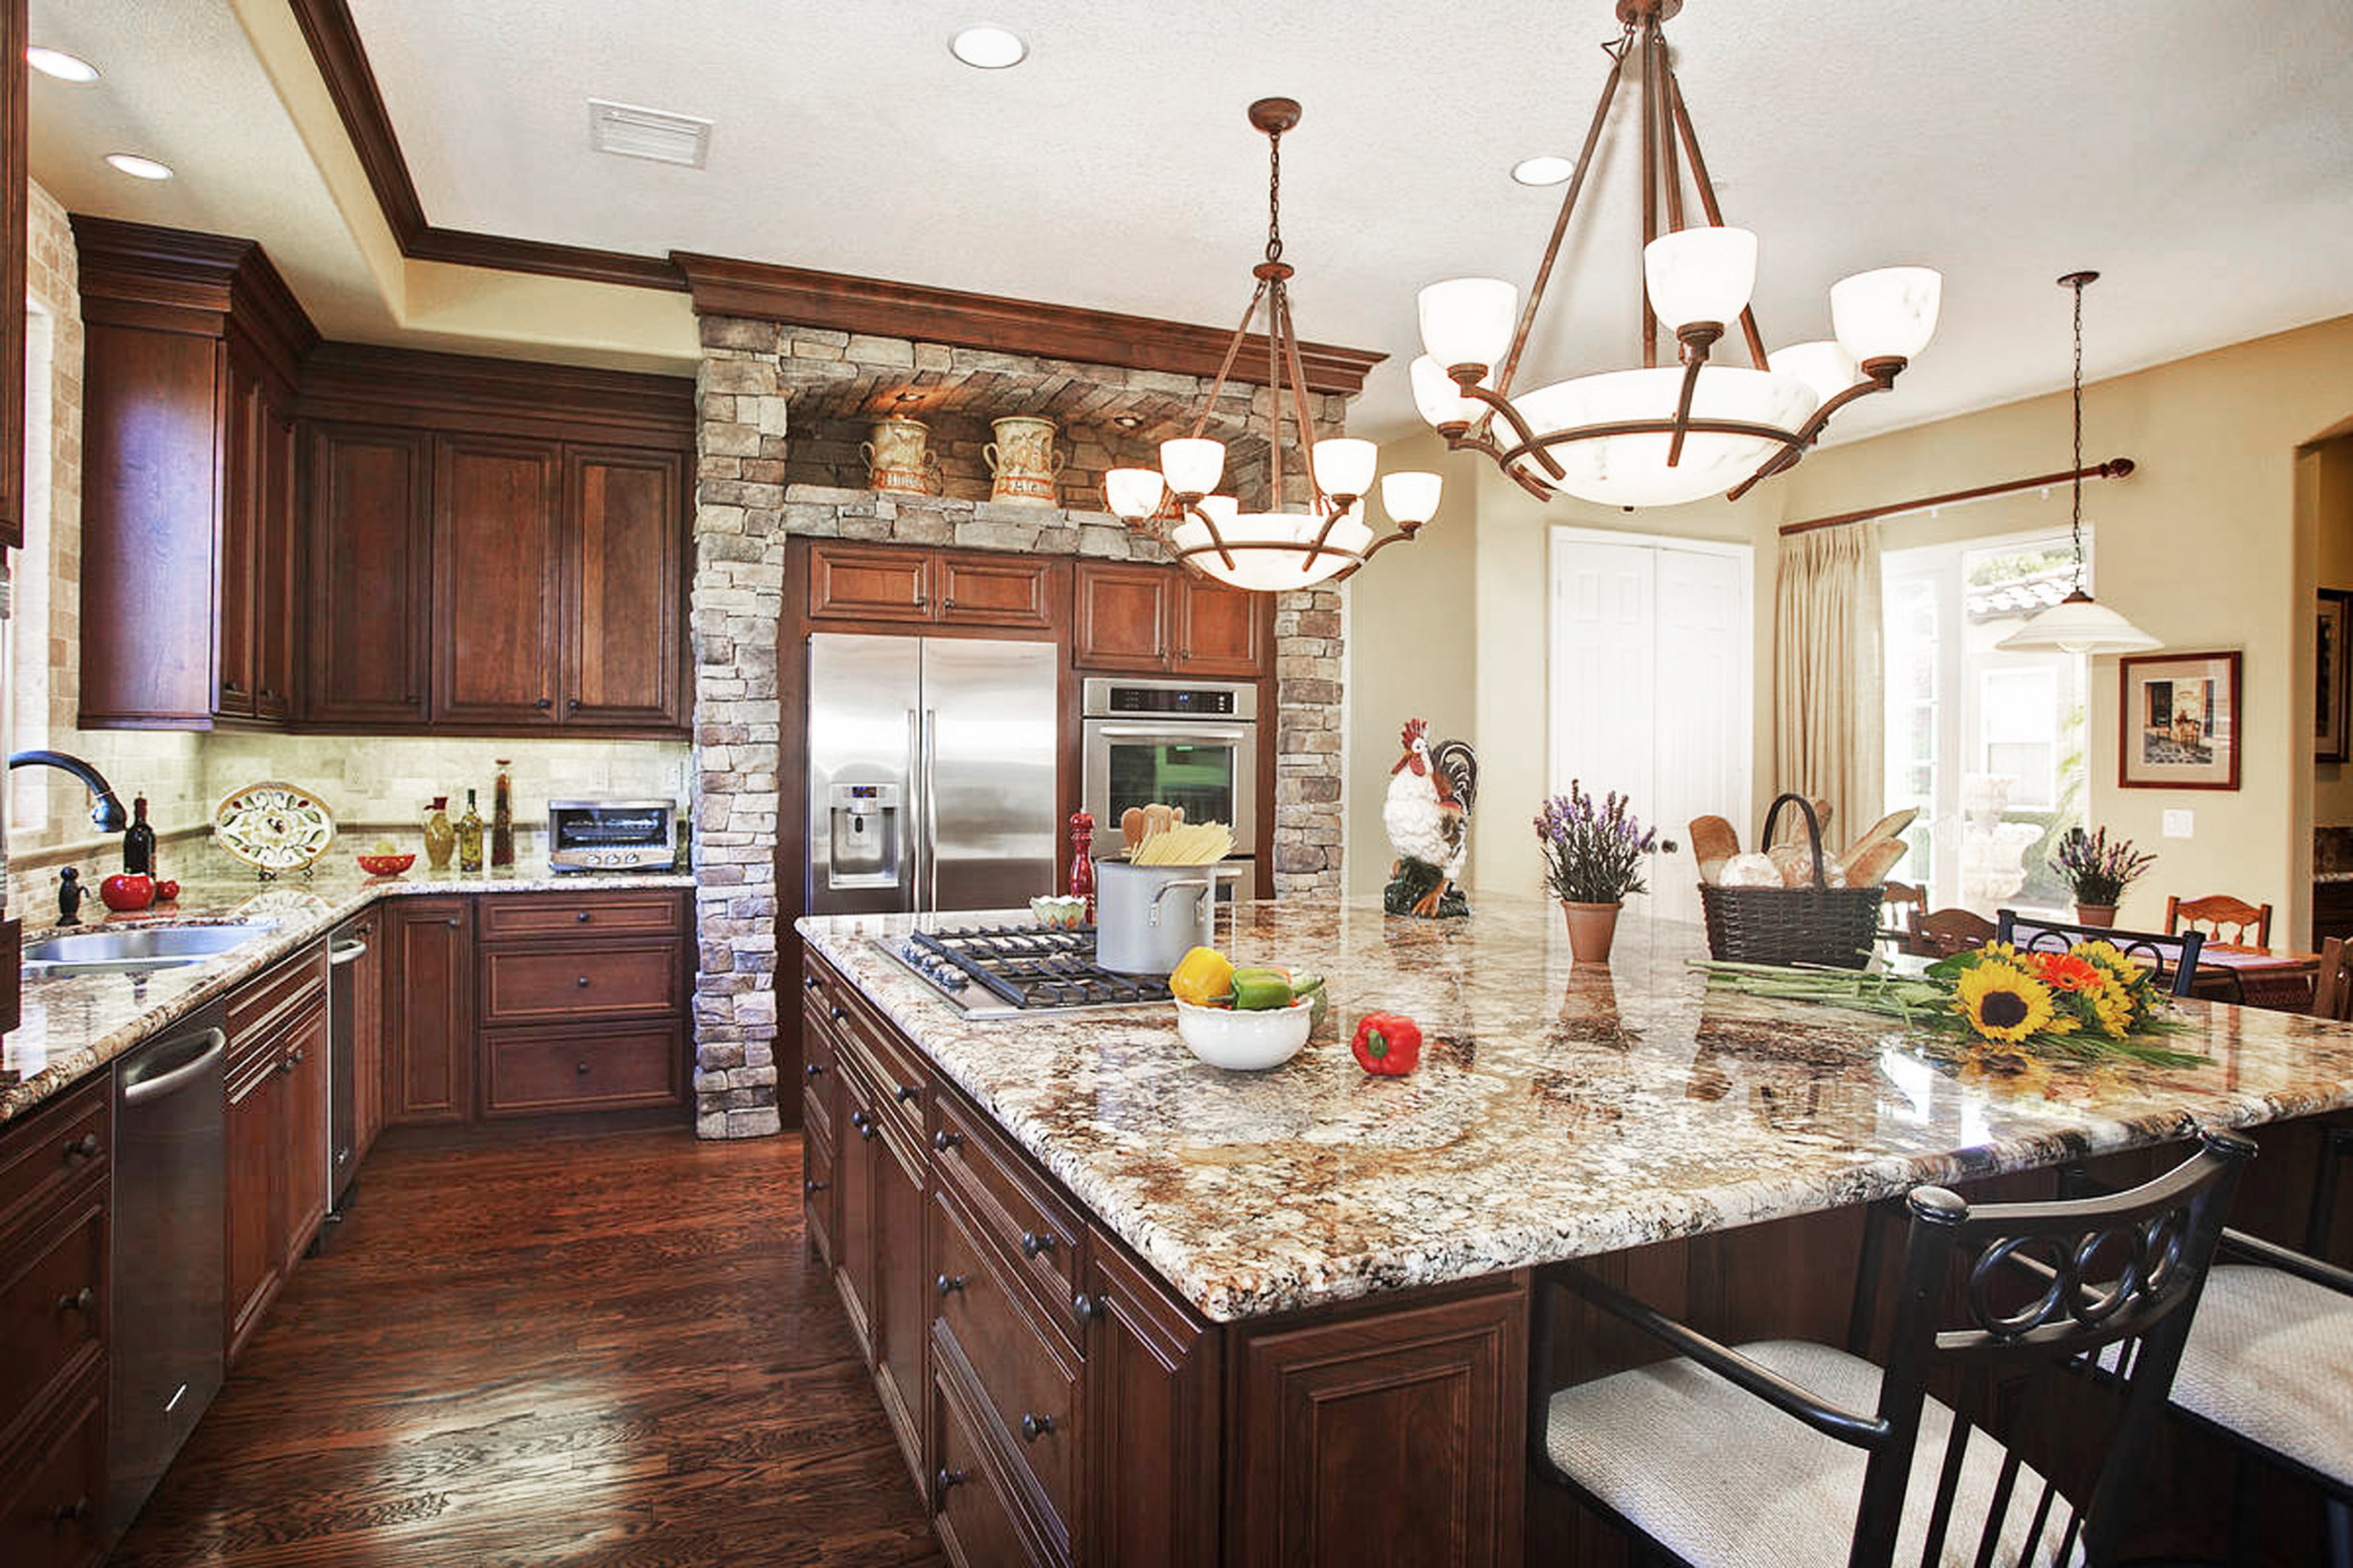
left=797, top=894, right=2353, bottom=1322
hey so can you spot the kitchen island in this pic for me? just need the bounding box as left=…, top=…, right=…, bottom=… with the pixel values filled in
left=795, top=892, right=2353, bottom=1566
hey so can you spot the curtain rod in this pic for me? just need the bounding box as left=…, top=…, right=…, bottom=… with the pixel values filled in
left=1777, top=458, right=2137, bottom=537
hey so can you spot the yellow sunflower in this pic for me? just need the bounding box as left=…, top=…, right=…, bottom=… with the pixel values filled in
left=2089, top=975, right=2135, bottom=1039
left=1954, top=960, right=2057, bottom=1044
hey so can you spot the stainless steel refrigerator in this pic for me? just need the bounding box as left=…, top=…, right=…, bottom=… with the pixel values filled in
left=806, top=633, right=1060, bottom=916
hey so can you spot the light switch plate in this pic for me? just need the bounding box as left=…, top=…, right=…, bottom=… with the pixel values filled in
left=2163, top=809, right=2195, bottom=839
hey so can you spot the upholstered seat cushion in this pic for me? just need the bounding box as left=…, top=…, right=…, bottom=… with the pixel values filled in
left=1546, top=1338, right=2084, bottom=1567
left=2170, top=1265, right=2353, bottom=1489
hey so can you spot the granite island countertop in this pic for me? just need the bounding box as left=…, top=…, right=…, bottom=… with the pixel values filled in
left=2, top=862, right=694, bottom=1125
left=796, top=893, right=2353, bottom=1322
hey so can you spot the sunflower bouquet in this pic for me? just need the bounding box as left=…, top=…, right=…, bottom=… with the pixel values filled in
left=1693, top=939, right=2207, bottom=1069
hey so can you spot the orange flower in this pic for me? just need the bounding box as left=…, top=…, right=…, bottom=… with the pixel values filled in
left=2030, top=951, right=2106, bottom=994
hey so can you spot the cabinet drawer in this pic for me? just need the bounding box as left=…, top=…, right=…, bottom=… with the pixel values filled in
left=480, top=939, right=682, bottom=1024
left=0, top=1191, right=106, bottom=1458
left=933, top=1096, right=1082, bottom=1325
left=224, top=941, right=326, bottom=1048
left=802, top=1123, right=836, bottom=1269
left=482, top=1023, right=683, bottom=1116
left=931, top=1186, right=1081, bottom=1550
left=840, top=1001, right=929, bottom=1145
left=0, top=1364, right=106, bottom=1568
left=800, top=999, right=840, bottom=1132
left=477, top=891, right=684, bottom=944
left=0, top=1079, right=109, bottom=1243
left=932, top=1357, right=1050, bottom=1568
left=808, top=542, right=931, bottom=622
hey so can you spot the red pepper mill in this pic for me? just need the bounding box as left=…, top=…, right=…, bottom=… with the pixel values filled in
left=1067, top=811, right=1096, bottom=924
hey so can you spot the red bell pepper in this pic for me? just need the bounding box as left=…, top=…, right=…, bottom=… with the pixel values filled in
left=1350, top=1012, right=1422, bottom=1076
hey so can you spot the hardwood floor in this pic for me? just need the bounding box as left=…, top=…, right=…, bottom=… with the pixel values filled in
left=110, top=1126, right=944, bottom=1567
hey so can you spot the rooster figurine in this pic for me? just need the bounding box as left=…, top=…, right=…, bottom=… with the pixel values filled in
left=1382, top=718, right=1476, bottom=918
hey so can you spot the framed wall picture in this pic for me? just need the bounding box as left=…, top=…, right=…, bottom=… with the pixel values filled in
left=2319, top=590, right=2351, bottom=763
left=2118, top=650, right=2241, bottom=791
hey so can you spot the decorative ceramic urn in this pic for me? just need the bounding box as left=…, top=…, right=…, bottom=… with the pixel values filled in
left=863, top=416, right=943, bottom=496
left=985, top=414, right=1065, bottom=505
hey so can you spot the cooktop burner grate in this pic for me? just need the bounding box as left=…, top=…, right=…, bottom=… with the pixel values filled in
left=898, top=925, right=1172, bottom=1014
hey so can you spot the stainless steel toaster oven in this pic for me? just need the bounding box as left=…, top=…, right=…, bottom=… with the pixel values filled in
left=547, top=799, right=677, bottom=873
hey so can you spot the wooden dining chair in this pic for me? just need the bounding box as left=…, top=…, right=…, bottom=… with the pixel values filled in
left=1911, top=907, right=1995, bottom=959
left=2165, top=893, right=2273, bottom=951
left=1999, top=910, right=2207, bottom=997
left=1878, top=881, right=1926, bottom=952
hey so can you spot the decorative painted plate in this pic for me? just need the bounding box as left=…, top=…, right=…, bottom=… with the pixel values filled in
left=214, top=780, right=337, bottom=876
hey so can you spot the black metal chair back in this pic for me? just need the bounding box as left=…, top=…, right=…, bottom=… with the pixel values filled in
left=1997, top=909, right=2206, bottom=997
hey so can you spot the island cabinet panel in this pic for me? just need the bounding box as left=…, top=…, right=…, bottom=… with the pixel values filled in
left=933, top=1358, right=1043, bottom=1568
left=801, top=1119, right=837, bottom=1270
left=0, top=1363, right=106, bottom=1568
left=384, top=899, right=474, bottom=1126
left=829, top=1042, right=883, bottom=1364
left=304, top=423, right=434, bottom=727
left=433, top=434, right=565, bottom=727
left=1082, top=1239, right=1223, bottom=1568
left=872, top=1109, right=932, bottom=1490
left=1228, top=1279, right=1527, bottom=1568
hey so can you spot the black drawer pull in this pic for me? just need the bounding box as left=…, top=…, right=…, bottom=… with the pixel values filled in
left=59, top=1286, right=96, bottom=1315
left=1072, top=1292, right=1102, bottom=1326
left=803, top=1062, right=824, bottom=1080
left=829, top=1004, right=846, bottom=1021
left=577, top=910, right=593, bottom=923
left=576, top=975, right=592, bottom=988
left=1020, top=1413, right=1056, bottom=1443
left=64, top=1131, right=101, bottom=1164
left=931, top=1130, right=962, bottom=1153
left=803, top=1178, right=828, bottom=1195
left=291, top=1047, right=305, bottom=1064
left=935, top=1272, right=966, bottom=1298
left=535, top=697, right=553, bottom=710
left=447, top=917, right=460, bottom=928
left=574, top=1061, right=591, bottom=1076
left=893, top=1083, right=920, bottom=1104
left=803, top=974, right=820, bottom=990
left=935, top=1466, right=968, bottom=1498
left=1020, top=1230, right=1056, bottom=1259
left=851, top=1111, right=878, bottom=1141
left=52, top=1496, right=91, bottom=1524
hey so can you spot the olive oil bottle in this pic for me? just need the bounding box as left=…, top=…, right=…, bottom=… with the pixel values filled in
left=457, top=789, right=485, bottom=873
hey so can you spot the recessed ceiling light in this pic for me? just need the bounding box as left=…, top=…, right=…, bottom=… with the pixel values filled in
left=894, top=390, right=924, bottom=403
left=1111, top=414, right=1142, bottom=429
left=1511, top=155, right=1576, bottom=187
left=26, top=46, right=101, bottom=82
left=104, top=153, right=172, bottom=181
left=949, top=26, right=1026, bottom=69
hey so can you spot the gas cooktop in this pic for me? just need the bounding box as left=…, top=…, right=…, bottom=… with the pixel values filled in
left=874, top=925, right=1172, bottom=1019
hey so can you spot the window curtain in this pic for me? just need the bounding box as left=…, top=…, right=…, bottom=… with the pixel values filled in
left=1774, top=524, right=1884, bottom=848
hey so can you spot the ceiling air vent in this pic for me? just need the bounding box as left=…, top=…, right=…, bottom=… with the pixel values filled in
left=587, top=100, right=713, bottom=168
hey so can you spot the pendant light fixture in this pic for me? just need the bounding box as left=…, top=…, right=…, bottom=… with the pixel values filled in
left=1103, top=99, right=1441, bottom=592
left=1995, top=272, right=2159, bottom=655
left=1411, top=0, right=1940, bottom=509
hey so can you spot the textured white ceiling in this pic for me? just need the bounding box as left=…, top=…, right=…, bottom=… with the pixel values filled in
left=27, top=0, right=2353, bottom=447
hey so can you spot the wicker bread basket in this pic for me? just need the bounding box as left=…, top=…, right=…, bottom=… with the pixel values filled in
left=1697, top=793, right=1882, bottom=970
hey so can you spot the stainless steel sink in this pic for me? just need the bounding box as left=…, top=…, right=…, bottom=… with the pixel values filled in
left=24, top=923, right=276, bottom=977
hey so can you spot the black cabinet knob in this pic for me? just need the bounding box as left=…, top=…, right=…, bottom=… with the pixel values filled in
left=829, top=1003, right=846, bottom=1021
left=223, top=679, right=243, bottom=693
left=59, top=1286, right=95, bottom=1315
left=535, top=697, right=553, bottom=710
left=803, top=1062, right=824, bottom=1080
left=935, top=1467, right=968, bottom=1498
left=446, top=917, right=460, bottom=928
left=935, top=1272, right=966, bottom=1298
left=803, top=1178, right=828, bottom=1195
left=1020, top=1413, right=1056, bottom=1443
left=63, top=1132, right=100, bottom=1164
left=279, top=1056, right=297, bottom=1075
left=568, top=697, right=581, bottom=711
left=1020, top=1230, right=1056, bottom=1259
left=576, top=975, right=591, bottom=988
left=931, top=1130, right=962, bottom=1154
left=851, top=1111, right=877, bottom=1141
left=52, top=1496, right=91, bottom=1524
left=574, top=1061, right=591, bottom=1076
left=802, top=974, right=820, bottom=990
left=576, top=910, right=592, bottom=923
left=1072, top=1292, right=1103, bottom=1326
left=292, top=1047, right=305, bottom=1064
left=894, top=1083, right=921, bottom=1104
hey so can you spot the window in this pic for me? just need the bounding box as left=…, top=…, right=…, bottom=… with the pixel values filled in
left=1882, top=530, right=2087, bottom=915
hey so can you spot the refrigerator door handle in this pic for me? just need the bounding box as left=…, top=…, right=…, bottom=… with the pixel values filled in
left=907, top=706, right=926, bottom=911
left=921, top=707, right=940, bottom=916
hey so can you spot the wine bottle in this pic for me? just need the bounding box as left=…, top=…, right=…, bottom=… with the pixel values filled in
left=123, top=795, right=157, bottom=875
left=490, top=759, right=515, bottom=868
left=457, top=789, right=485, bottom=873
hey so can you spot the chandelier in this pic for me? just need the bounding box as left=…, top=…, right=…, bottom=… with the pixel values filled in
left=1995, top=272, right=2158, bottom=655
left=1411, top=0, right=1941, bottom=509
left=1104, top=99, right=1441, bottom=592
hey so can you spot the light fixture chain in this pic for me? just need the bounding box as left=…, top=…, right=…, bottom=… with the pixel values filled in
left=2071, top=275, right=2085, bottom=582
left=1266, top=127, right=1284, bottom=263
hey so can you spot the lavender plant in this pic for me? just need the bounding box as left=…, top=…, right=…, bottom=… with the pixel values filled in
left=1535, top=782, right=1663, bottom=905
left=2049, top=825, right=2156, bottom=906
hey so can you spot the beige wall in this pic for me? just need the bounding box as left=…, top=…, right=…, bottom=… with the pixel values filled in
left=1780, top=312, right=2353, bottom=941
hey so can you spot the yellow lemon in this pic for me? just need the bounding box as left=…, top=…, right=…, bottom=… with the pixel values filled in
left=1169, top=946, right=1236, bottom=1007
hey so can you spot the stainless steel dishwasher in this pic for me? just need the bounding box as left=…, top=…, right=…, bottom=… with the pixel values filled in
left=109, top=1005, right=228, bottom=1543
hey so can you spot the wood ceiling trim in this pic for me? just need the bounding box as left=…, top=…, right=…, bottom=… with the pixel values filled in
left=281, top=0, right=1382, bottom=392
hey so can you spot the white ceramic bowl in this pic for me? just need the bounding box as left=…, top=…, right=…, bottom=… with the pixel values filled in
left=1173, top=997, right=1313, bottom=1071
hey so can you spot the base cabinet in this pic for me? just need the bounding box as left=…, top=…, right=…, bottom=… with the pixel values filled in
left=384, top=900, right=473, bottom=1126
left=221, top=946, right=328, bottom=1365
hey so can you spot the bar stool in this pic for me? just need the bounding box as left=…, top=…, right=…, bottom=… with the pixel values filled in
left=1531, top=1131, right=2252, bottom=1566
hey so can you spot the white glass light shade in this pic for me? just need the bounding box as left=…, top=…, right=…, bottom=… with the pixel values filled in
left=1643, top=227, right=1758, bottom=332
left=1104, top=467, right=1166, bottom=521
left=1183, top=507, right=1373, bottom=593
left=1994, top=593, right=2160, bottom=655
left=1311, top=437, right=1378, bottom=501
left=1159, top=437, right=1226, bottom=497
left=1409, top=356, right=1485, bottom=429
left=1380, top=471, right=1443, bottom=526
left=1766, top=340, right=1861, bottom=407
left=1199, top=494, right=1241, bottom=528
left=1417, top=278, right=1517, bottom=370
left=1829, top=267, right=1942, bottom=363
left=1506, top=366, right=1818, bottom=507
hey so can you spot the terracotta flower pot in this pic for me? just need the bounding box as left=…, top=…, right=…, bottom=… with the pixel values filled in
left=2073, top=902, right=2118, bottom=929
left=1560, top=900, right=1622, bottom=966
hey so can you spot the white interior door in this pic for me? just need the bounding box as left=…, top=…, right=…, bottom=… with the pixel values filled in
left=1550, top=530, right=1752, bottom=929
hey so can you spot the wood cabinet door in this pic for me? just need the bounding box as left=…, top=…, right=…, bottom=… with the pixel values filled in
left=808, top=541, right=933, bottom=622
left=213, top=359, right=259, bottom=719
left=384, top=899, right=473, bottom=1125
left=1175, top=579, right=1266, bottom=678
left=937, top=551, right=1056, bottom=629
left=223, top=1057, right=280, bottom=1362
left=252, top=390, right=298, bottom=722
left=275, top=1001, right=330, bottom=1277
left=1085, top=1239, right=1222, bottom=1568
left=432, top=434, right=563, bottom=726
left=831, top=1048, right=881, bottom=1364
left=872, top=1122, right=930, bottom=1487
left=305, top=424, right=432, bottom=727
left=345, top=916, right=387, bottom=1164
left=564, top=444, right=685, bottom=729
left=1072, top=563, right=1174, bottom=671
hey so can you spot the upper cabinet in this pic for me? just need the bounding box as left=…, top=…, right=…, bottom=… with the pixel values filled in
left=805, top=541, right=1060, bottom=632
left=567, top=446, right=687, bottom=728
left=432, top=435, right=565, bottom=728
left=1071, top=560, right=1266, bottom=678
left=306, top=424, right=432, bottom=728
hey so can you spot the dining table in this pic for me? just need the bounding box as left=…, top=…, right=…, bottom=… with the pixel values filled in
left=2189, top=942, right=2321, bottom=1010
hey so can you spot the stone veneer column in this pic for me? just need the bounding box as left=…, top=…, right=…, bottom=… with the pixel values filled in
left=687, top=316, right=1352, bottom=1135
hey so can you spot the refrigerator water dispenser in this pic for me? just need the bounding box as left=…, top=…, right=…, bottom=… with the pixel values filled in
left=826, top=781, right=901, bottom=889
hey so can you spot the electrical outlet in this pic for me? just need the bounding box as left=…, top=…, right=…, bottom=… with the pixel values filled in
left=2163, top=809, right=2195, bottom=840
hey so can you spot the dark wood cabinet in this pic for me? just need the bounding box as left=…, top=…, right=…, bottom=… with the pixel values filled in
left=341, top=915, right=387, bottom=1173
left=384, top=899, right=474, bottom=1126
left=807, top=541, right=1064, bottom=634
left=1072, top=561, right=1266, bottom=677
left=938, top=553, right=1056, bottom=629
left=1, top=0, right=25, bottom=554
left=221, top=1047, right=280, bottom=1360
left=215, top=361, right=260, bottom=720
left=810, top=541, right=933, bottom=623
left=221, top=946, right=328, bottom=1365
left=304, top=423, right=433, bottom=727
left=873, top=1111, right=930, bottom=1487
left=473, top=890, right=689, bottom=1119
left=567, top=445, right=686, bottom=728
left=434, top=435, right=565, bottom=727
left=0, top=1365, right=105, bottom=1568
left=254, top=392, right=299, bottom=722
left=1084, top=1242, right=1221, bottom=1568
left=832, top=1046, right=882, bottom=1364
left=275, top=1004, right=330, bottom=1281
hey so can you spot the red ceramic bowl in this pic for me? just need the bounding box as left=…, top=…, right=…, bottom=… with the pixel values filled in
left=357, top=852, right=416, bottom=878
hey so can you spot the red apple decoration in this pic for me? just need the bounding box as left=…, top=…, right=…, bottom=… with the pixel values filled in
left=155, top=880, right=181, bottom=903
left=100, top=872, right=155, bottom=912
